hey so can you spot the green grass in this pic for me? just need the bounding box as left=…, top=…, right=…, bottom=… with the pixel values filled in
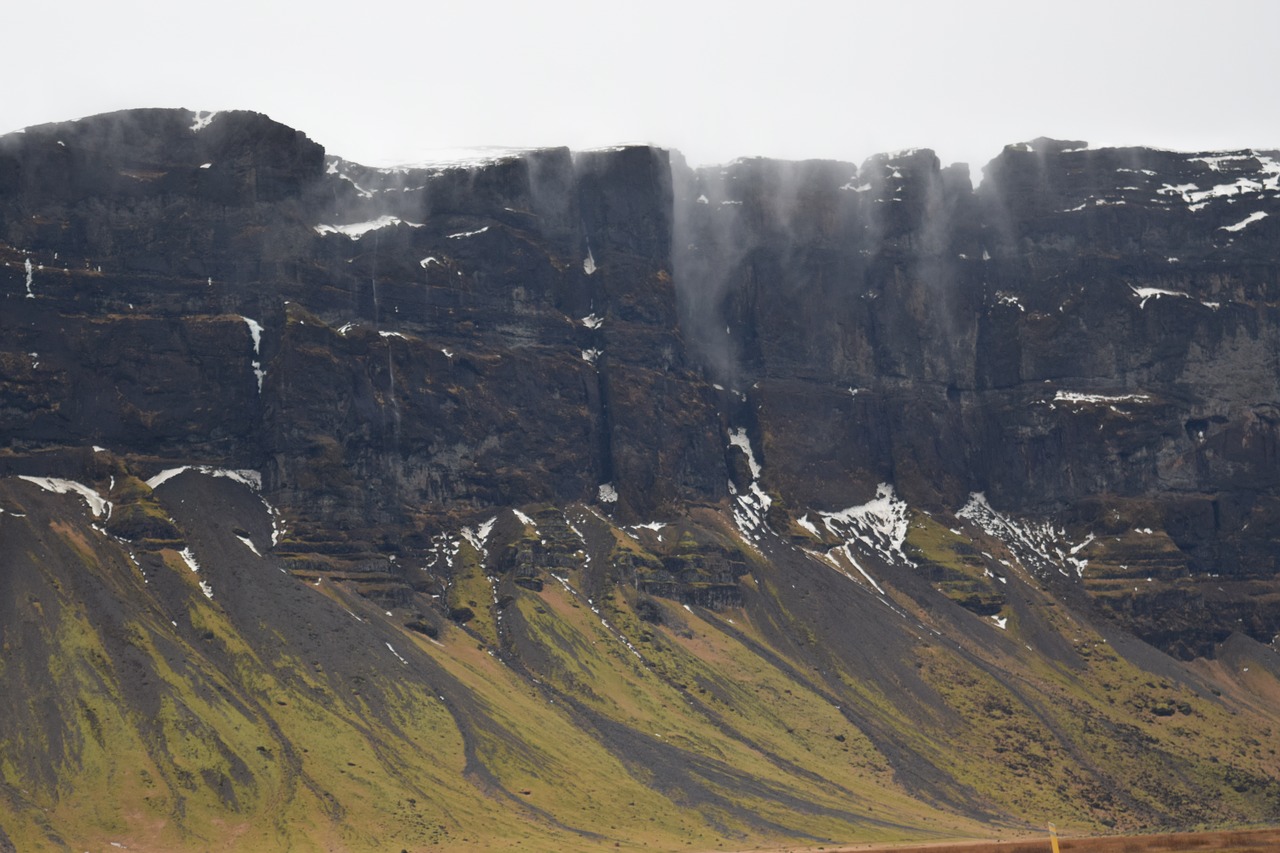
left=5, top=483, right=1280, bottom=850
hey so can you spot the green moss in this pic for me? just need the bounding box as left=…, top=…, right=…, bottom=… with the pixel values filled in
left=906, top=512, right=1006, bottom=614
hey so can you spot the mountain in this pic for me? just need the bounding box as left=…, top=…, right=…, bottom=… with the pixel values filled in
left=0, top=109, right=1277, bottom=852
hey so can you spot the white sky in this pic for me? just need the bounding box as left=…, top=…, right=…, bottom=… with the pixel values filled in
left=4, top=0, right=1279, bottom=172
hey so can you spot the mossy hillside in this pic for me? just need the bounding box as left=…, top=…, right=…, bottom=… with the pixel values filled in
left=405, top=613, right=727, bottom=850
left=0, top=526, right=283, bottom=850
left=461, top=515, right=970, bottom=844
left=909, top=581, right=1280, bottom=833
left=496, top=568, right=975, bottom=845
left=905, top=511, right=1008, bottom=617
left=1, top=499, right=580, bottom=851
left=6, top=472, right=1280, bottom=850
left=647, top=606, right=968, bottom=832
left=445, top=539, right=500, bottom=645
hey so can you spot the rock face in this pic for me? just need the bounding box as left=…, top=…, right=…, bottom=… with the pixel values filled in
left=5, top=114, right=1277, bottom=656
left=674, top=139, right=1280, bottom=658
left=1, top=111, right=1279, bottom=850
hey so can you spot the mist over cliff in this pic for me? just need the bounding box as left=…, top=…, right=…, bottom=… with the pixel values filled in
left=1, top=109, right=1278, bottom=851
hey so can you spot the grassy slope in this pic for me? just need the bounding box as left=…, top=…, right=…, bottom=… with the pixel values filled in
left=0, top=474, right=1277, bottom=851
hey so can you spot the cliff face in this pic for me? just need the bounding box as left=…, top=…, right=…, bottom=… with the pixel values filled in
left=1, top=110, right=1278, bottom=850
left=5, top=112, right=1277, bottom=655
left=674, top=139, right=1280, bottom=657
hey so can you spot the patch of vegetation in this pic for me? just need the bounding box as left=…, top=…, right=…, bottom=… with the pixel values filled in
left=906, top=512, right=1006, bottom=615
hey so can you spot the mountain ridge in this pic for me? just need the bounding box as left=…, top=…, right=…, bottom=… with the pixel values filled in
left=0, top=108, right=1278, bottom=851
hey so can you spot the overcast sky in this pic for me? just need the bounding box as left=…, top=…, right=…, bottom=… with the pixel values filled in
left=5, top=0, right=1278, bottom=173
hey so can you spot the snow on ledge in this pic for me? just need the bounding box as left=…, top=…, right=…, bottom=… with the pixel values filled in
left=1053, top=390, right=1152, bottom=405
left=446, top=226, right=490, bottom=240
left=314, top=216, right=423, bottom=240
left=1127, top=284, right=1221, bottom=311
left=1128, top=285, right=1189, bottom=309
left=1220, top=211, right=1268, bottom=232
left=146, top=466, right=262, bottom=491
left=363, top=146, right=532, bottom=171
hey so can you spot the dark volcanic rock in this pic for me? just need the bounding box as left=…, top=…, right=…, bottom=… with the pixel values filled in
left=2, top=110, right=1279, bottom=659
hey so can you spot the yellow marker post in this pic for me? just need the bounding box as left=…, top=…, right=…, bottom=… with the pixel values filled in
left=1048, top=822, right=1061, bottom=853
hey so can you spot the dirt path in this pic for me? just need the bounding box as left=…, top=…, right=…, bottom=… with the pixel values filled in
left=713, top=826, right=1280, bottom=853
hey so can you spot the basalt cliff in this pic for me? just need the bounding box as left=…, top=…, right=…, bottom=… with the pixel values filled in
left=0, top=109, right=1278, bottom=851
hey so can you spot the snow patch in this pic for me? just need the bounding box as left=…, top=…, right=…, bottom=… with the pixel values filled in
left=446, top=226, right=489, bottom=239
left=583, top=248, right=597, bottom=275
left=235, top=534, right=261, bottom=556
left=1220, top=211, right=1268, bottom=232
left=1052, top=390, right=1151, bottom=410
left=995, top=292, right=1025, bottom=311
left=1129, top=285, right=1192, bottom=309
left=958, top=493, right=1090, bottom=579
left=314, top=216, right=423, bottom=239
left=727, top=428, right=762, bottom=479
left=190, top=110, right=218, bottom=132
left=179, top=547, right=201, bottom=573
left=1156, top=154, right=1280, bottom=209
left=17, top=476, right=110, bottom=517
left=727, top=428, right=772, bottom=540
left=816, top=484, right=913, bottom=571
left=461, top=516, right=498, bottom=560
left=241, top=317, right=263, bottom=356
left=242, top=317, right=266, bottom=392
left=598, top=483, right=619, bottom=503
left=581, top=313, right=603, bottom=329
left=24, top=258, right=34, bottom=298
left=145, top=466, right=262, bottom=491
